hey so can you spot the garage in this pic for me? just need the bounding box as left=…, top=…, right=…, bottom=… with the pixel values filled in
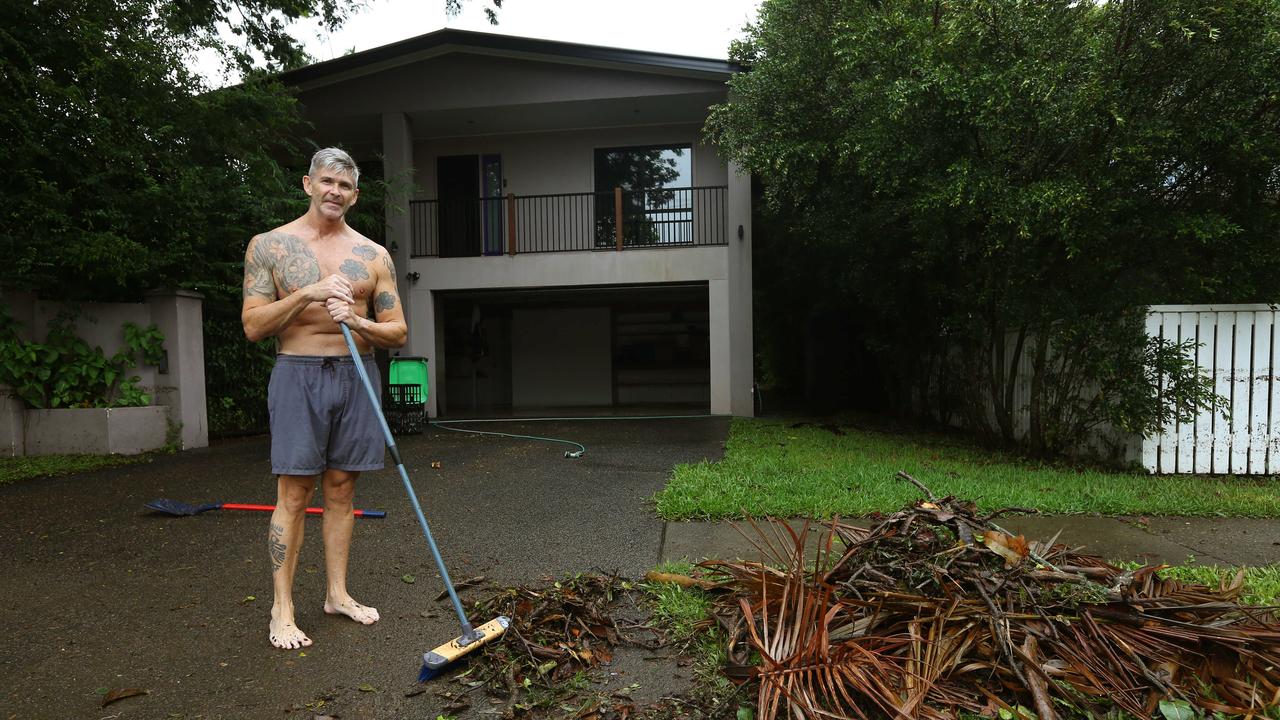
left=434, top=283, right=710, bottom=416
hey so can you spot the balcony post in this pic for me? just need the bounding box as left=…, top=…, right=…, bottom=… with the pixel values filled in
left=614, top=187, right=623, bottom=251
left=507, top=192, right=517, bottom=256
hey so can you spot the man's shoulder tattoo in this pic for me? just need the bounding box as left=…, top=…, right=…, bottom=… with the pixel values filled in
left=248, top=231, right=321, bottom=295
left=352, top=244, right=378, bottom=261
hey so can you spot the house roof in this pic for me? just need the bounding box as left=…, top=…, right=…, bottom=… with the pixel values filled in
left=279, top=28, right=741, bottom=90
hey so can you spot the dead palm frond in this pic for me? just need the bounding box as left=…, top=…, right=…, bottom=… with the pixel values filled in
left=697, top=474, right=1280, bottom=720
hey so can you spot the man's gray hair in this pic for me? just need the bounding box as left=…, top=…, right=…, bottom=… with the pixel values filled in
left=309, top=147, right=360, bottom=186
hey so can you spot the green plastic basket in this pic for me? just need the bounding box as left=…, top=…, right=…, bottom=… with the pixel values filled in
left=389, top=356, right=428, bottom=402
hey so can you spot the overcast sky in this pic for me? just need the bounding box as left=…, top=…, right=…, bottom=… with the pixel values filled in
left=296, top=0, right=760, bottom=64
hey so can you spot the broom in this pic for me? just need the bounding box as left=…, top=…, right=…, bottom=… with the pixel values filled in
left=339, top=322, right=508, bottom=681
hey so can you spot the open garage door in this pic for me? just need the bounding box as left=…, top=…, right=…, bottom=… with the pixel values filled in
left=438, top=283, right=709, bottom=416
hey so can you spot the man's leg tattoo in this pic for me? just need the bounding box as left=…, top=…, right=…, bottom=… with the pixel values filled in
left=269, top=522, right=287, bottom=572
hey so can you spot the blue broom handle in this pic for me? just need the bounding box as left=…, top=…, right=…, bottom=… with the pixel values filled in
left=339, top=323, right=474, bottom=636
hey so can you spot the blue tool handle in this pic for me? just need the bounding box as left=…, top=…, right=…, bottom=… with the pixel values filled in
left=339, top=322, right=474, bottom=636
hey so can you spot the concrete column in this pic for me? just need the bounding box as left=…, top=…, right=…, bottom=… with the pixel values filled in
left=145, top=290, right=208, bottom=449
left=709, top=279, right=731, bottom=415
left=381, top=112, right=416, bottom=350
left=726, top=160, right=755, bottom=416
left=0, top=388, right=23, bottom=457
left=414, top=287, right=440, bottom=418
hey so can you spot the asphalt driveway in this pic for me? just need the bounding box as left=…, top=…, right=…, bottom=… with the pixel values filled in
left=0, top=417, right=730, bottom=720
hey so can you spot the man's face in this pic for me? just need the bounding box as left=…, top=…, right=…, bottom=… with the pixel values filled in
left=303, top=168, right=359, bottom=220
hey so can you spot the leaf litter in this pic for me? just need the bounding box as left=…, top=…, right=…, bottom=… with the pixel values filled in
left=420, top=472, right=1279, bottom=718
left=433, top=572, right=708, bottom=718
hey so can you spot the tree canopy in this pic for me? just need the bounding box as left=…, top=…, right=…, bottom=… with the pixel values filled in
left=1, top=0, right=502, bottom=301
left=1, top=0, right=497, bottom=433
left=710, top=0, right=1280, bottom=452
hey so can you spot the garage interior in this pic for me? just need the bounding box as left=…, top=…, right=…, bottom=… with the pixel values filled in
left=435, top=283, right=710, bottom=417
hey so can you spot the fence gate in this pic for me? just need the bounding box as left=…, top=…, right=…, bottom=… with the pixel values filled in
left=1144, top=304, right=1279, bottom=474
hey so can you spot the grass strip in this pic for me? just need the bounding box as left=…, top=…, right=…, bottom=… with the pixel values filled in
left=643, top=561, right=737, bottom=708
left=655, top=418, right=1280, bottom=520
left=0, top=454, right=149, bottom=486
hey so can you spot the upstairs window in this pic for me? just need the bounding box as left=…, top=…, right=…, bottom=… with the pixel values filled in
left=593, top=144, right=693, bottom=247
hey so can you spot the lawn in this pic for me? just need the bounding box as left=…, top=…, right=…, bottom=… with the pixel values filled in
left=0, top=453, right=149, bottom=486
left=654, top=418, right=1280, bottom=520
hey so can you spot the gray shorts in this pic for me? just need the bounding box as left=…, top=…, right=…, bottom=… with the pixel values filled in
left=268, top=354, right=385, bottom=476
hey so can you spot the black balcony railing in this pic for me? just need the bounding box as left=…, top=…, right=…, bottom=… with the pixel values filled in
left=410, top=186, right=728, bottom=258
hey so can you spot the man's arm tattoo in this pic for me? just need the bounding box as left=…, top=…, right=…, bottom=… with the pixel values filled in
left=251, top=232, right=321, bottom=294
left=244, top=238, right=277, bottom=299
left=340, top=259, right=369, bottom=282
left=352, top=245, right=378, bottom=261
left=382, top=253, right=395, bottom=276
left=268, top=522, right=287, bottom=572
left=375, top=291, right=397, bottom=312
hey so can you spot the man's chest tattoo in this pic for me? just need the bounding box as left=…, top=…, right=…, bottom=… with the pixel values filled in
left=339, top=259, right=370, bottom=283
left=251, top=232, right=321, bottom=294
left=352, top=245, right=378, bottom=261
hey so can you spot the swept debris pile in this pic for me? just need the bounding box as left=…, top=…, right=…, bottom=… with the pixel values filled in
left=448, top=573, right=687, bottom=717
left=700, top=473, right=1280, bottom=720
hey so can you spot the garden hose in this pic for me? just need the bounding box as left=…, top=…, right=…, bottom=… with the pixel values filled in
left=429, top=414, right=712, bottom=459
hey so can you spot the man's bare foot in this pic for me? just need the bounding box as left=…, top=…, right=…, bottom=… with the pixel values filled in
left=269, top=617, right=313, bottom=650
left=323, top=596, right=380, bottom=625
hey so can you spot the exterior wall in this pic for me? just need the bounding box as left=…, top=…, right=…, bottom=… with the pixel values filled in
left=0, top=391, right=22, bottom=456
left=411, top=246, right=744, bottom=415
left=510, top=307, right=613, bottom=407
left=413, top=123, right=726, bottom=200
left=24, top=407, right=170, bottom=456
left=382, top=113, right=416, bottom=334
left=724, top=160, right=754, bottom=416
left=145, top=290, right=208, bottom=450
left=295, top=46, right=754, bottom=419
left=0, top=291, right=208, bottom=456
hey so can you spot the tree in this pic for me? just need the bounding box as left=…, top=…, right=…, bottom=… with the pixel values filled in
left=1, top=0, right=497, bottom=433
left=709, top=0, right=1280, bottom=455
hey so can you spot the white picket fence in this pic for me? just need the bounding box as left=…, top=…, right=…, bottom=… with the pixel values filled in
left=1144, top=304, right=1280, bottom=475
left=975, top=304, right=1279, bottom=473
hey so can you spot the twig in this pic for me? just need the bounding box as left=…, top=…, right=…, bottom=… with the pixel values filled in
left=897, top=471, right=939, bottom=502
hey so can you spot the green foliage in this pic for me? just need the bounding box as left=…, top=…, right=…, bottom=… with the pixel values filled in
left=0, top=307, right=166, bottom=408
left=1, top=0, right=315, bottom=302
left=203, top=280, right=276, bottom=435
left=0, top=0, right=445, bottom=435
left=1024, top=311, right=1228, bottom=455
left=711, top=0, right=1280, bottom=454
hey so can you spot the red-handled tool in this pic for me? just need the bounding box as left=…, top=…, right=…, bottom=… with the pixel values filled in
left=145, top=498, right=386, bottom=518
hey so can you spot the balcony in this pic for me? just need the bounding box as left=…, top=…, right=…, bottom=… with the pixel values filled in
left=410, top=186, right=728, bottom=258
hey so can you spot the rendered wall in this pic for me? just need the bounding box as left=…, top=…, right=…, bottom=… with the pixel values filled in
left=414, top=123, right=726, bottom=200
left=0, top=291, right=208, bottom=456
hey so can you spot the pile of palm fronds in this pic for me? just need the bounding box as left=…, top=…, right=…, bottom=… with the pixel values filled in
left=700, top=473, right=1280, bottom=720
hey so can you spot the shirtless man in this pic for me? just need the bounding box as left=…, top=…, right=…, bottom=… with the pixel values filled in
left=241, top=147, right=407, bottom=650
